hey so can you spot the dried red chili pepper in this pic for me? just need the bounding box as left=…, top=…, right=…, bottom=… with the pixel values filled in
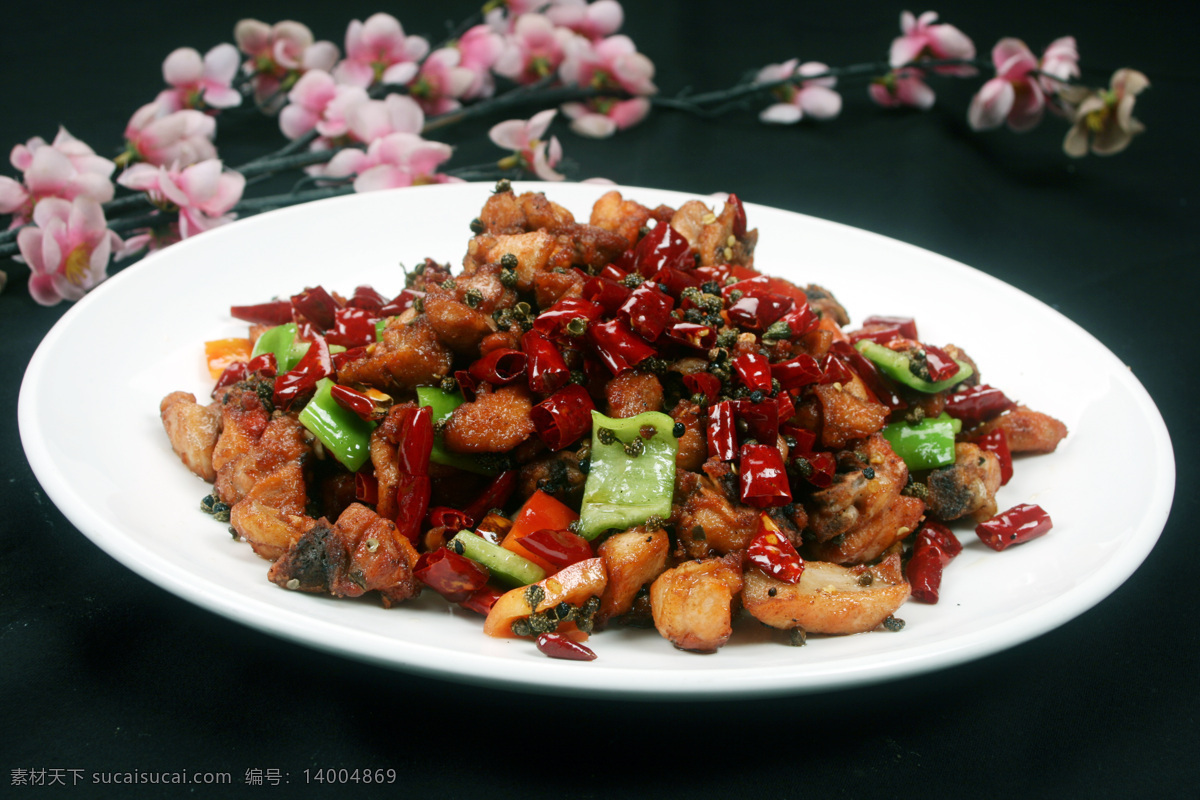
left=325, top=306, right=379, bottom=348
left=469, top=347, right=528, bottom=386
left=906, top=521, right=962, bottom=604
left=392, top=405, right=434, bottom=476
left=794, top=450, right=836, bottom=489
left=776, top=390, right=796, bottom=423
left=598, top=263, right=628, bottom=283
left=290, top=285, right=340, bottom=331
left=633, top=219, right=692, bottom=275
left=682, top=372, right=721, bottom=405
left=331, top=345, right=367, bottom=373
left=211, top=361, right=248, bottom=399
left=453, top=369, right=477, bottom=401
left=354, top=472, right=379, bottom=505
left=975, top=429, right=1013, bottom=485
left=427, top=506, right=471, bottom=533
left=771, top=354, right=822, bottom=390
left=520, top=528, right=594, bottom=571
left=533, top=297, right=604, bottom=340
left=922, top=343, right=960, bottom=382
left=230, top=299, right=294, bottom=326
left=661, top=322, right=717, bottom=351
left=707, top=400, right=737, bottom=461
left=733, top=352, right=773, bottom=393
left=475, top=511, right=513, bottom=546
left=745, top=516, right=804, bottom=583
left=620, top=282, right=674, bottom=342
left=272, top=335, right=332, bottom=410
left=581, top=275, right=632, bottom=314
left=587, top=318, right=657, bottom=375
left=346, top=285, right=387, bottom=311
left=738, top=443, right=793, bottom=508
left=728, top=193, right=748, bottom=238
left=460, top=585, right=504, bottom=616
left=330, top=383, right=377, bottom=421
left=861, top=315, right=918, bottom=340
left=976, top=503, right=1053, bottom=551
left=734, top=398, right=780, bottom=445
left=781, top=423, right=816, bottom=453
left=828, top=340, right=904, bottom=410
left=726, top=293, right=792, bottom=332
left=378, top=288, right=424, bottom=317
left=536, top=632, right=597, bottom=661
left=462, top=470, right=518, bottom=528
left=818, top=352, right=856, bottom=386
left=530, top=384, right=596, bottom=451
left=522, top=330, right=570, bottom=395
left=650, top=265, right=701, bottom=297
left=945, top=384, right=1016, bottom=424
left=414, top=547, right=490, bottom=603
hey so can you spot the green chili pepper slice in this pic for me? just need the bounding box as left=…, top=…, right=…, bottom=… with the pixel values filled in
left=415, top=386, right=499, bottom=476
left=881, top=412, right=963, bottom=471
left=251, top=323, right=350, bottom=373
left=449, top=531, right=546, bottom=587
left=298, top=378, right=377, bottom=472
left=854, top=340, right=973, bottom=393
left=578, top=410, right=679, bottom=540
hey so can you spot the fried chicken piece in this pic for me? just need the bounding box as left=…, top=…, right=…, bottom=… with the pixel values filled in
left=517, top=450, right=587, bottom=508
left=589, top=190, right=656, bottom=247
left=650, top=554, right=744, bottom=653
left=597, top=527, right=671, bottom=627
left=443, top=384, right=535, bottom=453
left=211, top=383, right=312, bottom=507
left=160, top=391, right=222, bottom=482
left=742, top=550, right=911, bottom=635
left=336, top=315, right=453, bottom=394
left=533, top=269, right=585, bottom=309
left=604, top=371, right=664, bottom=418
left=806, top=495, right=925, bottom=564
left=925, top=442, right=1002, bottom=523
left=267, top=503, right=420, bottom=607
left=229, top=461, right=311, bottom=561
left=805, top=284, right=850, bottom=327
left=477, top=189, right=575, bottom=235
left=670, top=198, right=757, bottom=267
left=669, top=399, right=707, bottom=472
left=805, top=433, right=909, bottom=543
left=423, top=286, right=497, bottom=356
left=976, top=405, right=1068, bottom=454
left=672, top=467, right=763, bottom=558
left=811, top=382, right=889, bottom=449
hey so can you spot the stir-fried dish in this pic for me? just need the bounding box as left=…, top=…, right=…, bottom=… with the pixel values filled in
left=160, top=183, right=1067, bottom=659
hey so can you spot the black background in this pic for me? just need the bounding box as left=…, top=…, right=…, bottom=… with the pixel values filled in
left=3, top=1, right=1196, bottom=797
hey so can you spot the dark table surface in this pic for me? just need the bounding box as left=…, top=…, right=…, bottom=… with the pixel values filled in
left=4, top=1, right=1196, bottom=797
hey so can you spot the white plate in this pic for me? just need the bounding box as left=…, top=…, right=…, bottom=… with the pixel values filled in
left=19, top=181, right=1174, bottom=699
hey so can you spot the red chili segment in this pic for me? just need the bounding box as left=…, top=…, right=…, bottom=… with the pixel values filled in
left=272, top=335, right=332, bottom=410
left=536, top=632, right=597, bottom=661
left=290, top=285, right=340, bottom=331
left=738, top=443, right=793, bottom=508
left=944, top=384, right=1016, bottom=424
left=975, top=503, right=1053, bottom=551
left=771, top=354, right=822, bottom=390
left=922, top=343, right=960, bottom=382
left=461, top=470, right=518, bottom=528
left=230, top=300, right=293, bottom=326
left=620, top=283, right=674, bottom=341
left=469, top=347, right=528, bottom=386
left=975, top=429, right=1013, bottom=485
left=707, top=400, right=737, bottom=461
left=733, top=352, right=773, bottom=393
left=414, top=547, right=490, bottom=603
left=522, top=330, right=571, bottom=395
left=745, top=517, right=805, bottom=583
left=587, top=318, right=657, bottom=375
left=325, top=306, right=379, bottom=348
left=530, top=384, right=596, bottom=451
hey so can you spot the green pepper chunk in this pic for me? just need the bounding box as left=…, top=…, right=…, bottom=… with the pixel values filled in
left=880, top=412, right=963, bottom=471
left=578, top=410, right=679, bottom=540
left=415, top=386, right=499, bottom=476
left=298, top=378, right=377, bottom=472
left=449, top=530, right=546, bottom=587
left=854, top=340, right=973, bottom=393
left=252, top=323, right=304, bottom=373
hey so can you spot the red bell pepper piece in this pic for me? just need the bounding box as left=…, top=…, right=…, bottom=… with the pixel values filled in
left=272, top=334, right=332, bottom=410
left=771, top=354, right=822, bottom=390
left=522, top=330, right=571, bottom=395
left=975, top=429, right=1013, bottom=485
left=745, top=515, right=804, bottom=583
left=536, top=632, right=597, bottom=661
left=519, top=528, right=594, bottom=571
left=587, top=318, right=657, bottom=375
left=945, top=384, right=1016, bottom=424
left=707, top=400, right=737, bottom=461
left=975, top=503, right=1053, bottom=551
left=738, top=443, right=792, bottom=508
left=414, top=547, right=490, bottom=603
left=620, top=282, right=674, bottom=342
left=469, top=347, right=528, bottom=386
left=230, top=299, right=294, bottom=326
left=290, top=285, right=340, bottom=331
left=733, top=352, right=773, bottom=393
left=530, top=384, right=596, bottom=451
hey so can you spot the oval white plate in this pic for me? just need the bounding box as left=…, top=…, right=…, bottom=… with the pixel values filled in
left=19, top=182, right=1174, bottom=699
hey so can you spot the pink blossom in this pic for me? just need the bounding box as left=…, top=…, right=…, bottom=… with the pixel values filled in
left=755, top=60, right=841, bottom=123
left=546, top=0, right=624, bottom=40
left=334, top=13, right=430, bottom=89
left=869, top=68, right=935, bottom=109
left=408, top=48, right=476, bottom=116
left=17, top=197, right=121, bottom=305
left=123, top=102, right=217, bottom=167
left=559, top=34, right=656, bottom=95
left=489, top=109, right=565, bottom=180
left=493, top=14, right=575, bottom=84
left=560, top=97, right=650, bottom=138
left=278, top=71, right=370, bottom=140
left=967, top=39, right=1045, bottom=132
left=324, top=132, right=459, bottom=192
left=889, top=10, right=976, bottom=76
left=0, top=128, right=115, bottom=227
left=456, top=24, right=506, bottom=100
left=118, top=159, right=245, bottom=239
left=1039, top=35, right=1080, bottom=100
left=235, top=19, right=339, bottom=110
left=1062, top=69, right=1149, bottom=157
left=342, top=94, right=426, bottom=145
left=156, top=44, right=242, bottom=112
